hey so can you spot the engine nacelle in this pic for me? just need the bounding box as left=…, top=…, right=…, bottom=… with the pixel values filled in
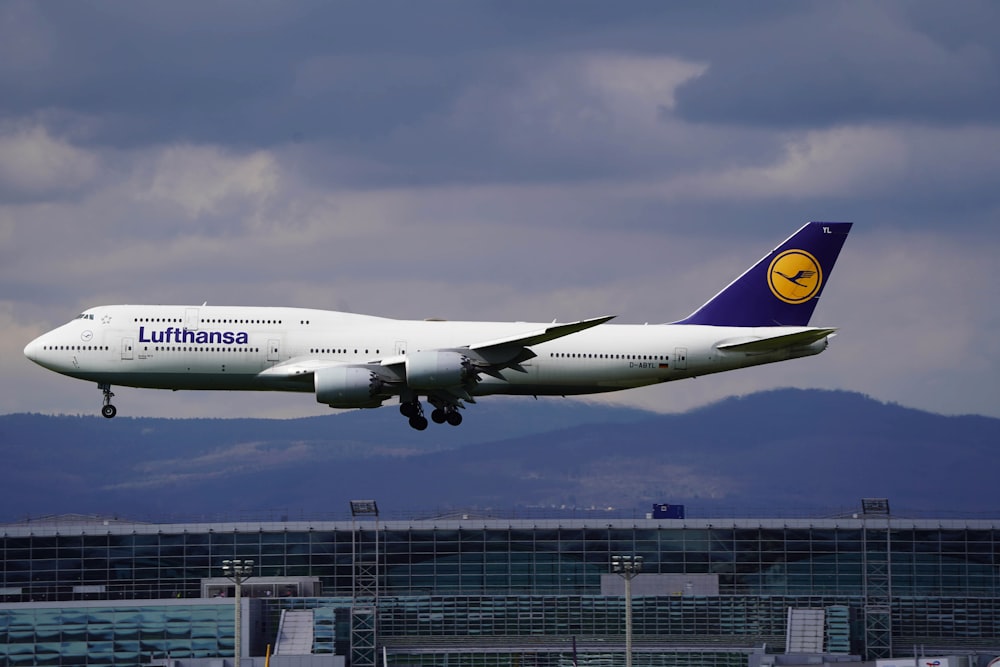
left=405, top=350, right=474, bottom=390
left=314, top=366, right=388, bottom=408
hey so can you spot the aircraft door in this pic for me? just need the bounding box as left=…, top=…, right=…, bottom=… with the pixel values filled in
left=121, top=338, right=134, bottom=360
left=673, top=347, right=687, bottom=370
left=185, top=308, right=200, bottom=331
left=267, top=339, right=280, bottom=362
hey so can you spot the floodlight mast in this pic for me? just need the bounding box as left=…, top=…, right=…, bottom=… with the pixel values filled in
left=350, top=500, right=379, bottom=517
left=612, top=555, right=643, bottom=667
left=350, top=500, right=380, bottom=600
left=350, top=500, right=380, bottom=667
left=221, top=559, right=254, bottom=667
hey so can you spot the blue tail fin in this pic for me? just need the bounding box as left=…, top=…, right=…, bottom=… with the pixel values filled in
left=676, top=221, right=852, bottom=327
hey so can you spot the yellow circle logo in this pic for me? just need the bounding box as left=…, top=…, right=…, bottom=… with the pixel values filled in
left=767, top=249, right=823, bottom=304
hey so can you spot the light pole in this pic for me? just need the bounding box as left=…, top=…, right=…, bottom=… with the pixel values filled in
left=350, top=500, right=380, bottom=667
left=611, top=555, right=643, bottom=667
left=222, top=559, right=253, bottom=667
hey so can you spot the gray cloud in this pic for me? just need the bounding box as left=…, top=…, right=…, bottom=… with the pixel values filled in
left=2, top=2, right=998, bottom=420
left=674, top=2, right=1000, bottom=127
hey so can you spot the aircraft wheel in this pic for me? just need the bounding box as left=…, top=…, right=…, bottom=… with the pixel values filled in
left=446, top=411, right=463, bottom=426
left=431, top=408, right=447, bottom=424
left=400, top=401, right=419, bottom=418
left=102, top=404, right=118, bottom=419
left=409, top=415, right=428, bottom=431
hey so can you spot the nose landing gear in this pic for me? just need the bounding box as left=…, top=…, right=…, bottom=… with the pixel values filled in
left=99, top=383, right=117, bottom=419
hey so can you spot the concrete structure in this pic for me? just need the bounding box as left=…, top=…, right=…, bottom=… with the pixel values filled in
left=2, top=513, right=1000, bottom=666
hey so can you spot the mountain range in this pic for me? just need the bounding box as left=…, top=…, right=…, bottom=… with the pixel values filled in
left=1, top=388, right=997, bottom=522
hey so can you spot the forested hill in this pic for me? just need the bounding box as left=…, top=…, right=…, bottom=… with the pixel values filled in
left=2, top=389, right=996, bottom=521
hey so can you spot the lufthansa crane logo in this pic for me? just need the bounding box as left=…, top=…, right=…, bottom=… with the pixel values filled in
left=768, top=249, right=823, bottom=304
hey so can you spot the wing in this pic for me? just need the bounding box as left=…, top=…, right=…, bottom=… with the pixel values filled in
left=470, top=315, right=616, bottom=351
left=258, top=315, right=616, bottom=384
left=378, top=315, right=616, bottom=378
left=375, top=315, right=616, bottom=369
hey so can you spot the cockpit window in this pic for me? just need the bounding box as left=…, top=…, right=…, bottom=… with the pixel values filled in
left=74, top=314, right=95, bottom=320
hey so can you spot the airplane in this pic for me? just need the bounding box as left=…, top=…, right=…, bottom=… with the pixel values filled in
left=23, top=221, right=851, bottom=430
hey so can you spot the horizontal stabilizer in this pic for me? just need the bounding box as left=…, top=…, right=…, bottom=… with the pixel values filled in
left=717, top=328, right=837, bottom=353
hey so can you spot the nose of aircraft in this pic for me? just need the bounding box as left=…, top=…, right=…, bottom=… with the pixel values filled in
left=24, top=335, right=44, bottom=364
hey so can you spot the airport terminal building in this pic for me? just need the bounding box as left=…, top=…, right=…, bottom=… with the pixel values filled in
left=2, top=506, right=999, bottom=666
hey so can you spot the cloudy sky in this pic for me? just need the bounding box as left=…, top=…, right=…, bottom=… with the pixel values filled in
left=3, top=1, right=999, bottom=421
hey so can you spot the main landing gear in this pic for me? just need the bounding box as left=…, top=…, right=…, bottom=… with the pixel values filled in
left=431, top=407, right=463, bottom=426
left=399, top=400, right=427, bottom=430
left=98, top=383, right=117, bottom=419
left=400, top=399, right=463, bottom=430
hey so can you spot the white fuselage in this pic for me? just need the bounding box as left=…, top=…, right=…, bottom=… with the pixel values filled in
left=24, top=304, right=827, bottom=400
left=22, top=222, right=850, bottom=428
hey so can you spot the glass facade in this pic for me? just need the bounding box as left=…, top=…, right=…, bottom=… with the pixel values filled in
left=2, top=516, right=1000, bottom=665
left=0, top=600, right=233, bottom=666
left=4, top=519, right=999, bottom=601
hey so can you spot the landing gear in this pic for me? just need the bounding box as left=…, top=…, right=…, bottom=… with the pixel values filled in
left=99, top=383, right=117, bottom=419
left=429, top=402, right=463, bottom=427
left=401, top=398, right=463, bottom=429
left=400, top=399, right=428, bottom=430
left=433, top=407, right=462, bottom=426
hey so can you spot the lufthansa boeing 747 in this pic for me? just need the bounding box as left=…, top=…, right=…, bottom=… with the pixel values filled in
left=24, top=222, right=852, bottom=429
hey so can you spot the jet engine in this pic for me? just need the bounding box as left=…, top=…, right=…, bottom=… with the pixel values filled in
left=314, top=366, right=389, bottom=408
left=405, top=350, right=476, bottom=390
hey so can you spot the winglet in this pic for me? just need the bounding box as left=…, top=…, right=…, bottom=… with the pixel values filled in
left=676, top=222, right=852, bottom=327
